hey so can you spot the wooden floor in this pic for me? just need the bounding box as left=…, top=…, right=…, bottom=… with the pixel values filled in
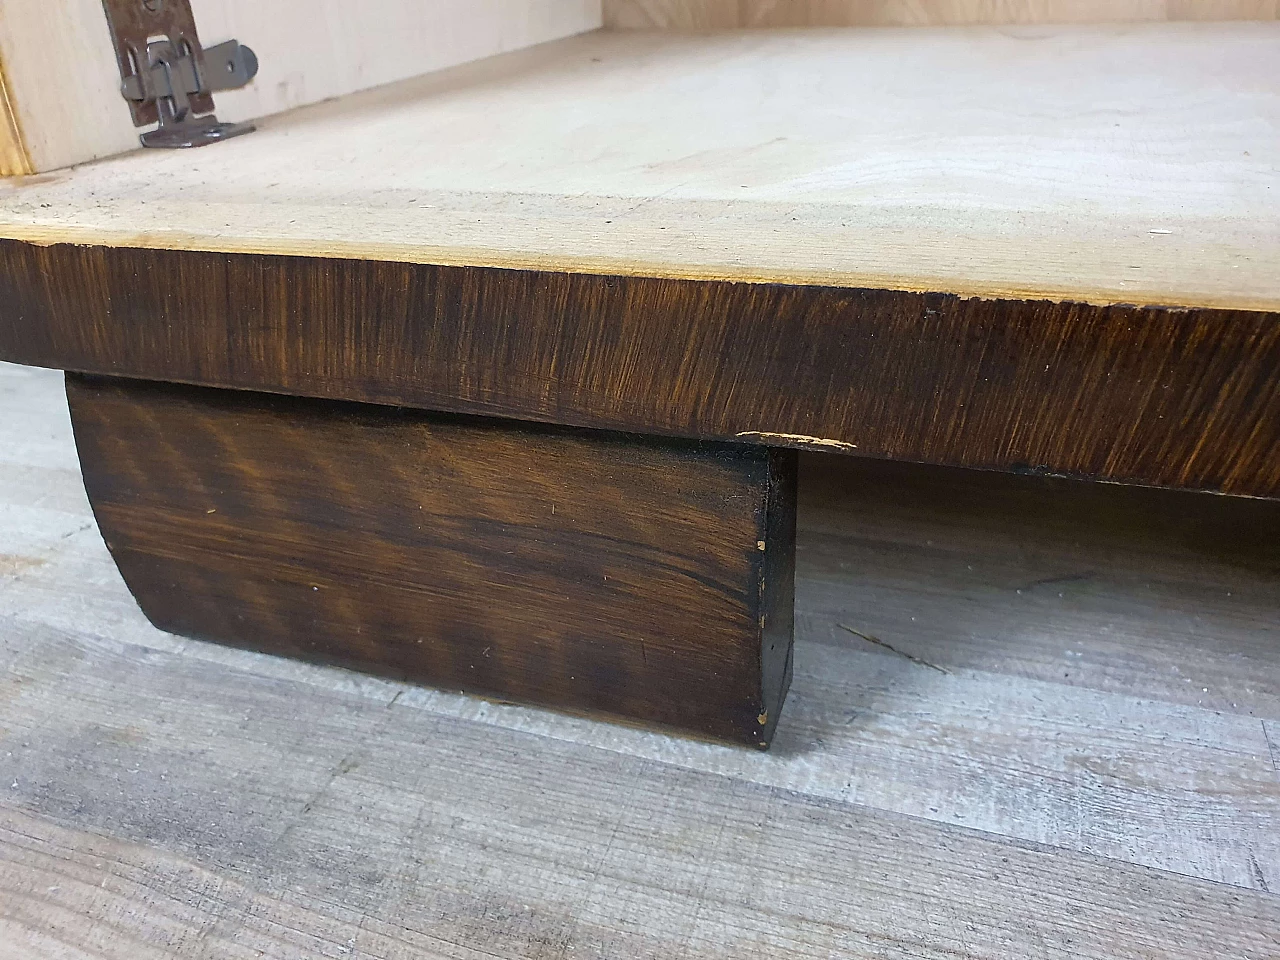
left=1, top=360, right=1278, bottom=958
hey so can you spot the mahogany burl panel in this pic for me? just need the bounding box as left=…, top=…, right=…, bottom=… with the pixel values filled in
left=66, top=374, right=797, bottom=746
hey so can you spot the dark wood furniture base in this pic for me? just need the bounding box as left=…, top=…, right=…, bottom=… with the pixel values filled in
left=66, top=374, right=797, bottom=747
left=5, top=241, right=1278, bottom=498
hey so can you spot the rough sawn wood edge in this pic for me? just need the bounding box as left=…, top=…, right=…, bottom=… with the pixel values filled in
left=1, top=240, right=1277, bottom=499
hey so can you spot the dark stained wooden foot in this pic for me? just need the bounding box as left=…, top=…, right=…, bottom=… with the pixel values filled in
left=65, top=374, right=797, bottom=747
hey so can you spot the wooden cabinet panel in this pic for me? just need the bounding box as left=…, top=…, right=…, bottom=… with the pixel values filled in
left=0, top=0, right=603, bottom=174
left=604, top=0, right=1280, bottom=29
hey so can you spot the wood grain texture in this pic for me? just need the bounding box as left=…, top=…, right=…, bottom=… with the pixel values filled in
left=798, top=454, right=1280, bottom=721
left=0, top=0, right=603, bottom=174
left=2, top=626, right=1279, bottom=960
left=3, top=241, right=1277, bottom=499
left=0, top=0, right=134, bottom=173
left=603, top=0, right=1280, bottom=28
left=3, top=360, right=1280, bottom=957
left=1, top=26, right=1276, bottom=312
left=65, top=374, right=797, bottom=746
left=0, top=49, right=31, bottom=178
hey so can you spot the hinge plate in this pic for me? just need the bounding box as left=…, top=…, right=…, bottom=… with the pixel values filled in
left=101, top=0, right=258, bottom=148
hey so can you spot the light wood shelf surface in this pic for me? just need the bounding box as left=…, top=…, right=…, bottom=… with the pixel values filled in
left=1, top=23, right=1277, bottom=311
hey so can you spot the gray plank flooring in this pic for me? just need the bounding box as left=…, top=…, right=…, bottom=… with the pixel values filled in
left=1, top=361, right=1278, bottom=958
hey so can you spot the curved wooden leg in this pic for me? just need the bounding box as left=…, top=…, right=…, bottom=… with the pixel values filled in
left=66, top=374, right=796, bottom=747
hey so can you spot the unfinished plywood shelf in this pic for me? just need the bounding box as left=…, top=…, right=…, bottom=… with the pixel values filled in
left=1, top=20, right=1277, bottom=742
left=2, top=24, right=1277, bottom=309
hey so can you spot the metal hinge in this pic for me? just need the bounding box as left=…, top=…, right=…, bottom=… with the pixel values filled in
left=101, top=0, right=259, bottom=148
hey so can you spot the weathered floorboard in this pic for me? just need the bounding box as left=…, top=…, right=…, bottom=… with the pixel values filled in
left=1, top=362, right=1279, bottom=956
left=798, top=455, right=1280, bottom=717
left=2, top=620, right=1279, bottom=960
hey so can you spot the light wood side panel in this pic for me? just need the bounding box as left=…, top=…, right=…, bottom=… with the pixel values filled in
left=0, top=0, right=133, bottom=173
left=0, top=49, right=31, bottom=177
left=603, top=0, right=1280, bottom=28
left=0, top=0, right=603, bottom=174
left=194, top=1, right=604, bottom=127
